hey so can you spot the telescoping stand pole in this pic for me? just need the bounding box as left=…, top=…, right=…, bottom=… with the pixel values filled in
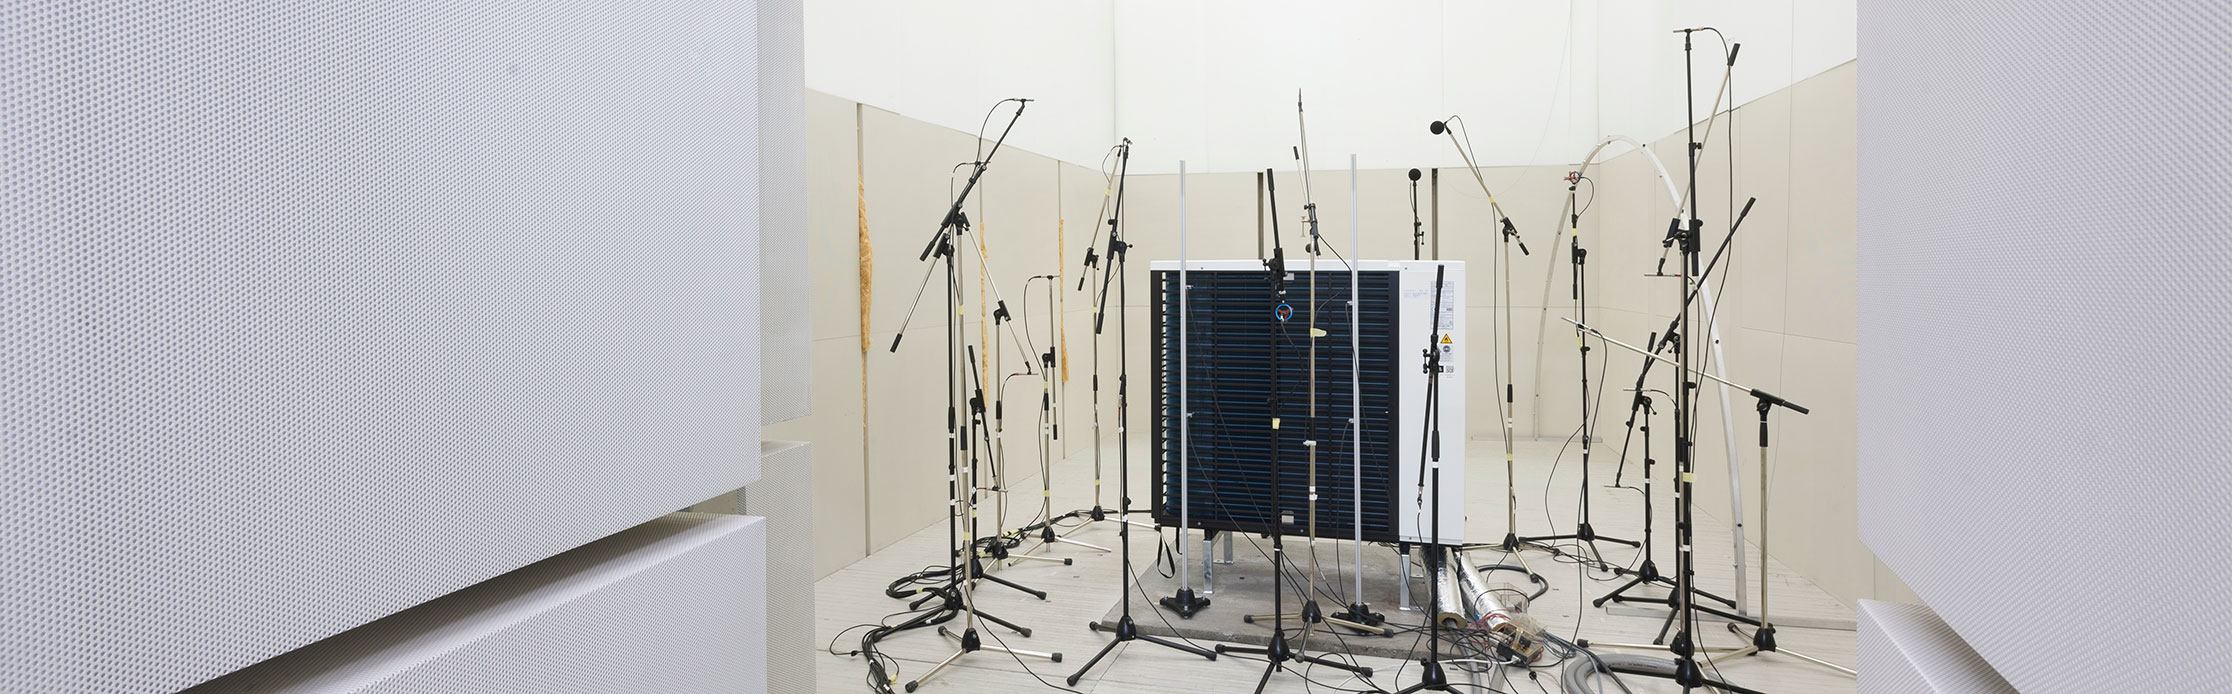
left=1067, top=141, right=1220, bottom=687
left=1707, top=397, right=1854, bottom=677
left=1333, top=153, right=1385, bottom=631
left=1159, top=161, right=1211, bottom=618
left=1391, top=264, right=1456, bottom=694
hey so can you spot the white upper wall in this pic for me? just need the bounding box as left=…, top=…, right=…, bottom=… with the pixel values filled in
left=806, top=1, right=1854, bottom=174
left=1112, top=1, right=1595, bottom=176
left=804, top=0, right=1118, bottom=166
left=1594, top=0, right=1858, bottom=152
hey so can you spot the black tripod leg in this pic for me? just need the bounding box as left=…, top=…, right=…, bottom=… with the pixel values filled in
left=1593, top=575, right=1649, bottom=607
left=1296, top=653, right=1373, bottom=677
left=1065, top=638, right=1124, bottom=686
left=1697, top=677, right=1770, bottom=694
left=1251, top=659, right=1278, bottom=694
left=1654, top=605, right=1678, bottom=644
left=1136, top=633, right=1218, bottom=659
left=973, top=609, right=1032, bottom=637
left=978, top=572, right=1049, bottom=600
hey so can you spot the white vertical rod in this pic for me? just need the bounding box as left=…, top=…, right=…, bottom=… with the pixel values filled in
left=1177, top=160, right=1192, bottom=593
left=1348, top=154, right=1365, bottom=606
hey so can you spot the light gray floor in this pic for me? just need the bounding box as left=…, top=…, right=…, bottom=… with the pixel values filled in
left=817, top=438, right=1859, bottom=693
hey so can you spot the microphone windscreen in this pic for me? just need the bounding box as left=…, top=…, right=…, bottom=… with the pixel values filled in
left=1429, top=121, right=1446, bottom=135
left=1408, top=168, right=1423, bottom=181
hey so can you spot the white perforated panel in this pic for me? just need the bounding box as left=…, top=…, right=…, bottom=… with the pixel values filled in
left=757, top=0, right=811, bottom=425
left=745, top=440, right=812, bottom=694
left=182, top=514, right=767, bottom=693
left=1860, top=1, right=2232, bottom=691
left=1857, top=601, right=2015, bottom=694
left=1, top=3, right=762, bottom=692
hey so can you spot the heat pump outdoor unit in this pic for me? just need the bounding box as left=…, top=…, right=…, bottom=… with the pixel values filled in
left=1151, top=259, right=1465, bottom=546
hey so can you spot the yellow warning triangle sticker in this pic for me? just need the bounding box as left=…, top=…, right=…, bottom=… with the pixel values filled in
left=1440, top=333, right=1454, bottom=344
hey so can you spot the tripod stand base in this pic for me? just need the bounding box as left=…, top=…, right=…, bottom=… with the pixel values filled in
left=1602, top=655, right=1769, bottom=694
left=1014, top=525, right=1110, bottom=564
left=1708, top=623, right=1857, bottom=676
left=965, top=557, right=1050, bottom=601
left=1067, top=615, right=1217, bottom=686
left=1332, top=603, right=1385, bottom=628
left=1217, top=632, right=1375, bottom=693
left=1593, top=558, right=1736, bottom=610
left=904, top=626, right=1062, bottom=692
left=1390, top=658, right=1449, bottom=692
left=1159, top=587, right=1211, bottom=619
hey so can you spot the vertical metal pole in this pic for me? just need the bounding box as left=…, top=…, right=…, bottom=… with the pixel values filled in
left=1178, top=161, right=1193, bottom=596
left=1348, top=154, right=1365, bottom=606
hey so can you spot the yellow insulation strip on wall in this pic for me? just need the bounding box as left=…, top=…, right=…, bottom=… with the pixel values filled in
left=857, top=171, right=873, bottom=354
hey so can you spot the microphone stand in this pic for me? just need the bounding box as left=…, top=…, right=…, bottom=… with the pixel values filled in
left=1392, top=265, right=1455, bottom=693
left=1214, top=167, right=1373, bottom=693
left=882, top=100, right=1063, bottom=692
left=1067, top=141, right=1219, bottom=687
left=1594, top=199, right=1764, bottom=637
left=1011, top=274, right=1110, bottom=563
left=1515, top=177, right=1640, bottom=562
left=1065, top=144, right=1158, bottom=539
left=1706, top=399, right=1855, bottom=677
left=1244, top=94, right=1386, bottom=638
left=1567, top=320, right=1806, bottom=692
left=1427, top=117, right=1539, bottom=565
left=1609, top=32, right=1759, bottom=692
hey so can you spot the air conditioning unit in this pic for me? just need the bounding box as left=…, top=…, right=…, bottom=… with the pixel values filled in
left=1150, top=259, right=1465, bottom=546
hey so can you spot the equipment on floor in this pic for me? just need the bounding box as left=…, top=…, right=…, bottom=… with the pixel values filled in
left=1149, top=259, right=1465, bottom=545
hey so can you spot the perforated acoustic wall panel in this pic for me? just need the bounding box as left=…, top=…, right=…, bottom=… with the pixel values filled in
left=744, top=440, right=813, bottom=694
left=1859, top=1, right=2232, bottom=691
left=757, top=0, right=811, bottom=425
left=1856, top=601, right=2015, bottom=694
left=1, top=3, right=763, bottom=692
left=182, top=514, right=767, bottom=693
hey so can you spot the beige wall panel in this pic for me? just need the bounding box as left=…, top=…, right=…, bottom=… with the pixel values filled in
left=1783, top=64, right=1858, bottom=345
left=764, top=335, right=868, bottom=578
left=807, top=91, right=864, bottom=343
left=1731, top=89, right=1794, bottom=336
